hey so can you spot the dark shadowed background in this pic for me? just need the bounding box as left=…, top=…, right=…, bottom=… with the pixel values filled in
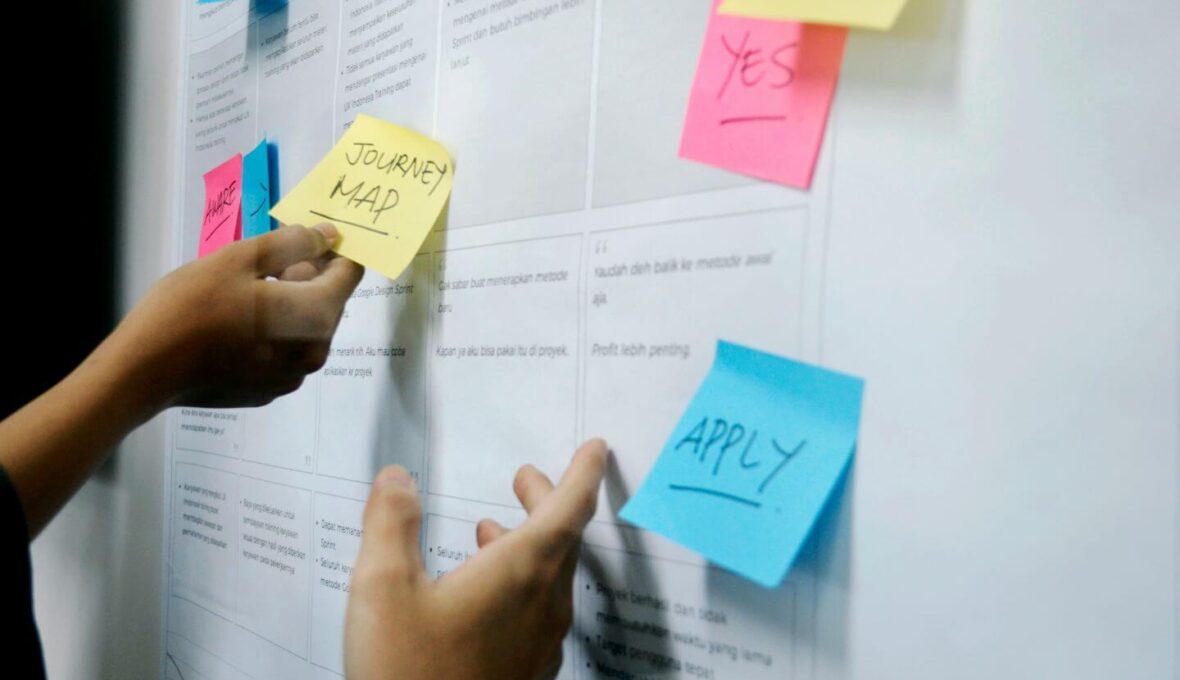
left=1, top=2, right=120, bottom=419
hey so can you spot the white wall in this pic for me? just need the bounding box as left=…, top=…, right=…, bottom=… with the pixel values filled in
left=30, top=0, right=180, bottom=677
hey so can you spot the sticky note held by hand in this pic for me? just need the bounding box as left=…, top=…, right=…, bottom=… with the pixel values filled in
left=719, top=0, right=909, bottom=31
left=270, top=114, right=453, bottom=280
left=620, top=341, right=864, bottom=588
left=679, top=1, right=847, bottom=189
left=199, top=154, right=243, bottom=258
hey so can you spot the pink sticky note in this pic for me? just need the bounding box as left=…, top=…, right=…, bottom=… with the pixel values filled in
left=679, top=2, right=848, bottom=189
left=199, top=154, right=244, bottom=258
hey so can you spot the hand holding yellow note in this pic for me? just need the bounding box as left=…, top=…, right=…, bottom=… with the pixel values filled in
left=270, top=114, right=453, bottom=280
left=719, top=0, right=909, bottom=31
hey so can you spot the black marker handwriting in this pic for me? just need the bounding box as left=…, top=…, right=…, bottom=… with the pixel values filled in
left=716, top=30, right=798, bottom=126
left=672, top=416, right=806, bottom=505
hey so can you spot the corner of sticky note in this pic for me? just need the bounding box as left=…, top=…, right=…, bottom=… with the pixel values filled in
left=619, top=340, right=864, bottom=588
left=199, top=154, right=244, bottom=258
left=678, top=1, right=848, bottom=189
left=718, top=0, right=909, bottom=31
left=269, top=114, right=453, bottom=281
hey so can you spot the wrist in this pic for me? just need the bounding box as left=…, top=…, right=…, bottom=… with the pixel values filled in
left=82, top=322, right=183, bottom=425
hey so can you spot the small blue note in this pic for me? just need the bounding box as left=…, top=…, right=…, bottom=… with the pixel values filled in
left=197, top=0, right=288, bottom=7
left=619, top=340, right=864, bottom=588
left=242, top=139, right=274, bottom=238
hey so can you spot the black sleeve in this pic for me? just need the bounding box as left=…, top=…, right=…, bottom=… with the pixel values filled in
left=0, top=465, right=47, bottom=680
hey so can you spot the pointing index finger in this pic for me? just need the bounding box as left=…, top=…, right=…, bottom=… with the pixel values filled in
left=529, top=438, right=608, bottom=547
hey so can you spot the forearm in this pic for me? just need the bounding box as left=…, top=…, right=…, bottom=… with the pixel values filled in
left=0, top=328, right=170, bottom=537
left=0, top=225, right=359, bottom=538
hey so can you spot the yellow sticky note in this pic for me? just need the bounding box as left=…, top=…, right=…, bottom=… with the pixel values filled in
left=718, top=0, right=908, bottom=30
left=270, top=114, right=453, bottom=280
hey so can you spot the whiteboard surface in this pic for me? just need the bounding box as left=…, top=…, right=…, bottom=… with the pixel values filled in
left=820, top=1, right=1178, bottom=677
left=31, top=1, right=1175, bottom=679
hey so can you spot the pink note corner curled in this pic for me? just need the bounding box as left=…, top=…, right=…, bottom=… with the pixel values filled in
left=678, top=2, right=848, bottom=189
left=199, top=153, right=245, bottom=258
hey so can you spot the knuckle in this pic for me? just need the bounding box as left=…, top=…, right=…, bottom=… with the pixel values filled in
left=373, top=484, right=422, bottom=526
left=548, top=523, right=581, bottom=550
left=302, top=342, right=330, bottom=373
left=290, top=228, right=320, bottom=259
left=276, top=223, right=302, bottom=242
left=250, top=232, right=277, bottom=265
left=346, top=262, right=365, bottom=287
left=390, top=490, right=422, bottom=524
left=219, top=236, right=251, bottom=265
left=507, top=552, right=546, bottom=594
left=561, top=525, right=582, bottom=547
left=578, top=490, right=598, bottom=521
left=350, top=559, right=398, bottom=591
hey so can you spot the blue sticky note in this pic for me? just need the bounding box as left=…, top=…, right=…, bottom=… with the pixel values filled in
left=242, top=139, right=274, bottom=238
left=619, top=340, right=864, bottom=588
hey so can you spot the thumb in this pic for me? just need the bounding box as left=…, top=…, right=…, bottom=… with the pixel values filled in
left=252, top=223, right=338, bottom=277
left=355, top=466, right=425, bottom=585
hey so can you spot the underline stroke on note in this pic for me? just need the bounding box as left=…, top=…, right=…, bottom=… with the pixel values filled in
left=719, top=114, right=788, bottom=125
left=668, top=484, right=763, bottom=508
left=204, top=213, right=232, bottom=241
left=309, top=210, right=390, bottom=236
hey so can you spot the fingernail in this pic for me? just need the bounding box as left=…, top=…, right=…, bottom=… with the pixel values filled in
left=375, top=465, right=414, bottom=490
left=314, top=223, right=338, bottom=247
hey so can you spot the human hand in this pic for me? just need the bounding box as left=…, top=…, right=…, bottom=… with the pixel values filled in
left=344, top=439, right=609, bottom=680
left=109, top=223, right=363, bottom=410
